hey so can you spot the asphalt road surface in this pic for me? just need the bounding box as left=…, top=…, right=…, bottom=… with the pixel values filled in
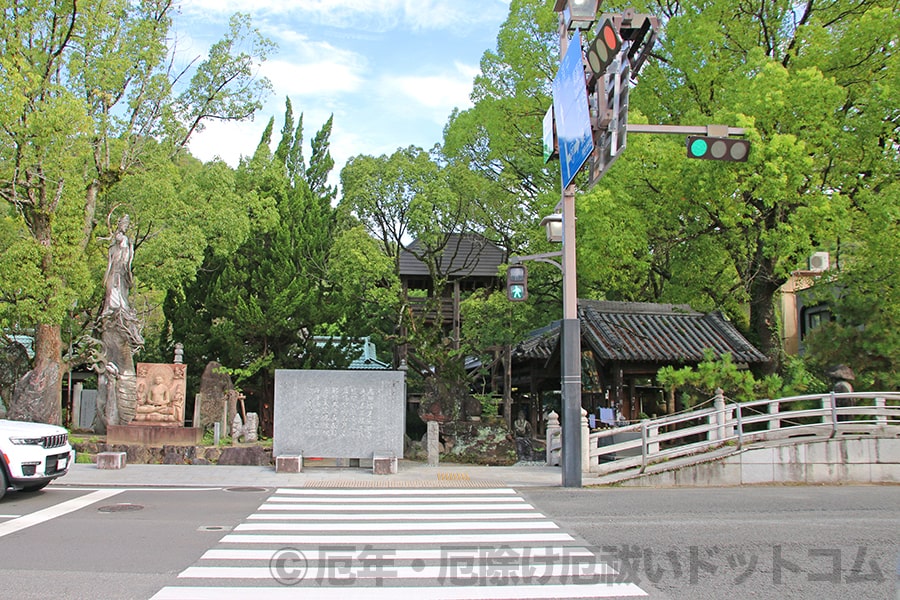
left=522, top=485, right=900, bottom=599
left=0, top=483, right=897, bottom=599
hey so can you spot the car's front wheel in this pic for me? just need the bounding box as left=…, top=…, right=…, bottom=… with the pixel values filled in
left=0, top=467, right=7, bottom=500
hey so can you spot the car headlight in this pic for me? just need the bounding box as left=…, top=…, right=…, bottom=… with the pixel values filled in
left=9, top=437, right=43, bottom=446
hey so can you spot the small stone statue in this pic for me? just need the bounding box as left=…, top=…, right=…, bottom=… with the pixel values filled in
left=232, top=412, right=259, bottom=444
left=513, top=410, right=533, bottom=461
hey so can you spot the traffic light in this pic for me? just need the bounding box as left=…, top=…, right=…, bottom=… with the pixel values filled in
left=506, top=264, right=528, bottom=302
left=686, top=136, right=750, bottom=162
left=585, top=18, right=622, bottom=87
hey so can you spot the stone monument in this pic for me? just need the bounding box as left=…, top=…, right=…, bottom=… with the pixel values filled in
left=198, top=361, right=235, bottom=433
left=92, top=214, right=144, bottom=433
left=106, top=360, right=202, bottom=446
left=273, top=370, right=405, bottom=465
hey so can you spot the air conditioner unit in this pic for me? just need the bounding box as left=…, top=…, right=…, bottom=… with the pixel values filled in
left=809, top=251, right=830, bottom=272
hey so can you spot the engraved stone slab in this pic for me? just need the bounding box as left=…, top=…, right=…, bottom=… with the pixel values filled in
left=273, top=370, right=405, bottom=459
left=133, top=363, right=187, bottom=426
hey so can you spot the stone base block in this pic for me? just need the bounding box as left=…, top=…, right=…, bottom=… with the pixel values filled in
left=107, top=424, right=203, bottom=446
left=373, top=453, right=397, bottom=475
left=97, top=451, right=127, bottom=470
left=276, top=455, right=303, bottom=473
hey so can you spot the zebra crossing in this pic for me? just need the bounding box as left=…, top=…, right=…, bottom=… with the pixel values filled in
left=151, top=487, right=648, bottom=599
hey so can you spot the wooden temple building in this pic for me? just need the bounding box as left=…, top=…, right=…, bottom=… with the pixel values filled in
left=510, top=300, right=768, bottom=429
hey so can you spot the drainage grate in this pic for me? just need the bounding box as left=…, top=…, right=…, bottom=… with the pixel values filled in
left=224, top=487, right=269, bottom=493
left=98, top=503, right=144, bottom=513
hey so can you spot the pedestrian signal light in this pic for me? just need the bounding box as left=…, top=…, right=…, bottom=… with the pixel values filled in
left=686, top=136, right=750, bottom=162
left=585, top=18, right=622, bottom=86
left=507, top=264, right=528, bottom=302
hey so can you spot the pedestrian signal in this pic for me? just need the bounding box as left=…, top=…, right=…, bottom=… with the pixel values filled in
left=507, top=265, right=528, bottom=302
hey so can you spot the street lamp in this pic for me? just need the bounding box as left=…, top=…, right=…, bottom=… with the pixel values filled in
left=540, top=213, right=563, bottom=243
left=554, top=0, right=599, bottom=31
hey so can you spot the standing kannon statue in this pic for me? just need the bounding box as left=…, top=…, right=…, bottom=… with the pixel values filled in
left=92, top=213, right=144, bottom=432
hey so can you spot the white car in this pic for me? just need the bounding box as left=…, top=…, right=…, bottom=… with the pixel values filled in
left=0, top=419, right=74, bottom=499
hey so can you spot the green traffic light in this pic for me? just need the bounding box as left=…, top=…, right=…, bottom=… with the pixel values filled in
left=689, top=138, right=708, bottom=157
left=686, top=136, right=751, bottom=162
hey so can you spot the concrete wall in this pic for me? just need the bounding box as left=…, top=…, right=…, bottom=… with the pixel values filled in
left=616, top=436, right=900, bottom=487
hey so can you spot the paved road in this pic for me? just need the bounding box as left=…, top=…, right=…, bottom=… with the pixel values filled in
left=1, top=482, right=898, bottom=599
left=151, top=486, right=647, bottom=599
left=522, top=485, right=900, bottom=600
left=0, top=485, right=272, bottom=600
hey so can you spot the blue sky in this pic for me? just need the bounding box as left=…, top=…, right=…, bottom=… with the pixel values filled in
left=173, top=0, right=511, bottom=178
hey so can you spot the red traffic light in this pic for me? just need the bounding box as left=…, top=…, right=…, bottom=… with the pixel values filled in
left=585, top=18, right=622, bottom=84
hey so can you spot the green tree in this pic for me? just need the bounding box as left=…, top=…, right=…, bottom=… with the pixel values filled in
left=166, top=100, right=396, bottom=417
left=443, top=0, right=899, bottom=381
left=615, top=0, right=897, bottom=374
left=341, top=146, right=513, bottom=417
left=0, top=2, right=272, bottom=423
left=802, top=183, right=900, bottom=390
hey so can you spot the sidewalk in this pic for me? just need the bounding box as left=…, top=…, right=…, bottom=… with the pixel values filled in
left=53, top=460, right=565, bottom=489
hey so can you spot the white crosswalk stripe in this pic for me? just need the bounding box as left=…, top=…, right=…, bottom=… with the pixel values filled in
left=150, top=487, right=648, bottom=599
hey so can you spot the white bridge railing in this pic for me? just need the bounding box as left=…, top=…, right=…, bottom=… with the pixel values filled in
left=545, top=392, right=900, bottom=476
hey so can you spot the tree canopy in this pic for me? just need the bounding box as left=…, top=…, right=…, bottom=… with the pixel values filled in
left=0, top=1, right=272, bottom=422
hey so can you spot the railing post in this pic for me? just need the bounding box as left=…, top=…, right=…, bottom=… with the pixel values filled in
left=581, top=408, right=590, bottom=473
left=734, top=404, right=744, bottom=450
left=640, top=420, right=649, bottom=472
left=546, top=410, right=561, bottom=466
left=875, top=397, right=886, bottom=425
left=714, top=388, right=726, bottom=441
left=768, top=400, right=780, bottom=430
left=828, top=391, right=838, bottom=437
left=647, top=422, right=660, bottom=455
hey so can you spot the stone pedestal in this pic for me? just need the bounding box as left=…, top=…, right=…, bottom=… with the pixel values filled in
left=97, top=451, right=127, bottom=469
left=107, top=424, right=203, bottom=446
left=373, top=453, right=398, bottom=475
left=276, top=455, right=303, bottom=473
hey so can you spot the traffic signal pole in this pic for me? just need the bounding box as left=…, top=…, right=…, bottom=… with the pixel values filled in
left=557, top=15, right=583, bottom=489
left=545, top=3, right=747, bottom=488
left=560, top=185, right=582, bottom=488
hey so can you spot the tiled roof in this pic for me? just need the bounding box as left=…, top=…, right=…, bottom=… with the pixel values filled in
left=398, top=233, right=505, bottom=278
left=514, top=301, right=767, bottom=365
left=580, top=300, right=767, bottom=364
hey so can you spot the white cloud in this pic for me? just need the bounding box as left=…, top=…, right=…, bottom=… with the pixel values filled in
left=262, top=57, right=364, bottom=98
left=187, top=118, right=263, bottom=167
left=381, top=61, right=480, bottom=121
left=179, top=0, right=509, bottom=33
left=179, top=0, right=510, bottom=178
